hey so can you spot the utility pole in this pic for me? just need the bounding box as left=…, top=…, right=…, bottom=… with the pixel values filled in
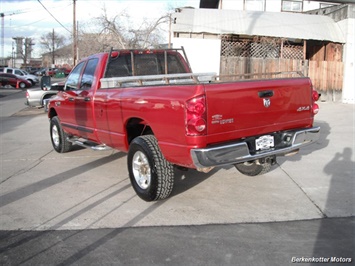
left=72, top=0, right=77, bottom=66
left=1, top=13, right=4, bottom=60
left=52, top=29, right=55, bottom=65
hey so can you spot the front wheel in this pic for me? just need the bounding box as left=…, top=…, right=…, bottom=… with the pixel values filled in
left=235, top=158, right=274, bottom=176
left=19, top=82, right=26, bottom=89
left=127, top=135, right=174, bottom=201
left=50, top=116, right=72, bottom=153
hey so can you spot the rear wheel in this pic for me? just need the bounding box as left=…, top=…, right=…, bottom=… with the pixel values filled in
left=127, top=135, right=174, bottom=201
left=235, top=158, right=274, bottom=176
left=50, top=116, right=72, bottom=153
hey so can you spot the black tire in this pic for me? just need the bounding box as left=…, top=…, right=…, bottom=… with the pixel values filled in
left=235, top=160, right=272, bottom=176
left=50, top=116, right=72, bottom=153
left=127, top=135, right=174, bottom=201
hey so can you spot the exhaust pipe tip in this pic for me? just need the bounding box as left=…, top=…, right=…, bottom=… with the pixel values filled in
left=284, top=149, right=299, bottom=157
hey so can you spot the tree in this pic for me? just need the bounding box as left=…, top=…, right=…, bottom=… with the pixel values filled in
left=40, top=29, right=66, bottom=65
left=13, top=37, right=34, bottom=67
left=78, top=6, right=170, bottom=55
left=126, top=15, right=170, bottom=49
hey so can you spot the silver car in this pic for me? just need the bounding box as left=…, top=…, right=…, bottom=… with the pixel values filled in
left=25, top=82, right=64, bottom=109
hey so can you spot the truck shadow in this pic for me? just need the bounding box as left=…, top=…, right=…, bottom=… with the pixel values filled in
left=171, top=167, right=221, bottom=197
left=0, top=152, right=126, bottom=209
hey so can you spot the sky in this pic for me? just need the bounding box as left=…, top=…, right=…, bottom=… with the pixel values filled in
left=0, top=0, right=200, bottom=58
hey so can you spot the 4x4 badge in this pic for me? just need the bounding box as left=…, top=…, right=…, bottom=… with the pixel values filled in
left=263, top=98, right=271, bottom=108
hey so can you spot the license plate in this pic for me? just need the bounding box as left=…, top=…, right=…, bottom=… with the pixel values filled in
left=255, top=135, right=274, bottom=150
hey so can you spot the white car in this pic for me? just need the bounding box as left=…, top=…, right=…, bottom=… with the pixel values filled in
left=0, top=67, right=39, bottom=86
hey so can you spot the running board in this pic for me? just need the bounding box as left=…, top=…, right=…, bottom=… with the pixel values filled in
left=67, top=137, right=111, bottom=151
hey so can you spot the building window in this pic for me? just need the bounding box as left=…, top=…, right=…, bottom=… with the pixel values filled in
left=282, top=0, right=303, bottom=12
left=244, top=0, right=265, bottom=11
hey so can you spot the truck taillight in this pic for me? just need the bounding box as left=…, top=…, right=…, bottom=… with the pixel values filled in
left=313, top=103, right=319, bottom=115
left=312, top=90, right=320, bottom=101
left=185, top=96, right=207, bottom=136
left=312, top=89, right=320, bottom=115
left=26, top=91, right=29, bottom=99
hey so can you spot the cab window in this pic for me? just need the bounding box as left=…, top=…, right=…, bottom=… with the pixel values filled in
left=81, top=58, right=98, bottom=90
left=105, top=53, right=187, bottom=78
left=14, top=69, right=23, bottom=76
left=66, top=62, right=85, bottom=90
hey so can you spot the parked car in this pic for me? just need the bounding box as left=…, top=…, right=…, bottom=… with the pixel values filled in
left=27, top=67, right=42, bottom=75
left=23, top=67, right=38, bottom=74
left=35, top=68, right=58, bottom=77
left=35, top=68, right=46, bottom=76
left=0, top=67, right=39, bottom=86
left=0, top=73, right=32, bottom=88
left=26, top=80, right=64, bottom=108
left=55, top=68, right=72, bottom=76
left=46, top=68, right=57, bottom=76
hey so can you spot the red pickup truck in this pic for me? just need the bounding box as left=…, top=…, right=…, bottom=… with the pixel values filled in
left=48, top=48, right=320, bottom=201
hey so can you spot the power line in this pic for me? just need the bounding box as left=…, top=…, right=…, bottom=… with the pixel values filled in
left=37, top=0, right=71, bottom=33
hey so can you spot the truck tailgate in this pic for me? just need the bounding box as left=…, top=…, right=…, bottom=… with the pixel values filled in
left=204, top=77, right=314, bottom=144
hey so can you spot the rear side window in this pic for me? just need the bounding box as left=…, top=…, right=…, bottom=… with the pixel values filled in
left=105, top=53, right=187, bottom=78
left=105, top=55, right=132, bottom=78
left=81, top=58, right=98, bottom=90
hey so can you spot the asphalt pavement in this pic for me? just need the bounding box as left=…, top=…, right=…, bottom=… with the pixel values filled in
left=0, top=87, right=354, bottom=265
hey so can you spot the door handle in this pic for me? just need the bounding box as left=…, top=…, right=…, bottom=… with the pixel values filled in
left=84, top=97, right=91, bottom=102
left=258, top=90, right=274, bottom=98
left=68, top=97, right=75, bottom=102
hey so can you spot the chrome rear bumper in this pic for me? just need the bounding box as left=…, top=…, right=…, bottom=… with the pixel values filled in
left=190, top=127, right=320, bottom=168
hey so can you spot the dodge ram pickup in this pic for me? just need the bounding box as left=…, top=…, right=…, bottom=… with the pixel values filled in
left=48, top=48, right=320, bottom=201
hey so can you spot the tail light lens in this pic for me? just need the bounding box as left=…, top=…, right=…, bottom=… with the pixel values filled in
left=25, top=91, right=29, bottom=99
left=312, top=102, right=319, bottom=115
left=312, top=90, right=320, bottom=101
left=185, top=96, right=207, bottom=136
left=312, top=89, right=320, bottom=115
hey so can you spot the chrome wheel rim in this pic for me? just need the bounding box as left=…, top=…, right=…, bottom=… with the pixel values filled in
left=52, top=124, right=60, bottom=147
left=132, top=151, right=151, bottom=189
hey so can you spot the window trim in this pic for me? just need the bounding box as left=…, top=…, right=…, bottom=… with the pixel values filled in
left=281, top=0, right=303, bottom=12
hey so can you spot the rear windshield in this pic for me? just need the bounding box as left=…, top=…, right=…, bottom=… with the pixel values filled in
left=105, top=53, right=188, bottom=78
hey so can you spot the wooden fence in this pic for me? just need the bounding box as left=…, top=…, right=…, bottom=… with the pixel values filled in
left=308, top=61, right=343, bottom=91
left=220, top=57, right=344, bottom=92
